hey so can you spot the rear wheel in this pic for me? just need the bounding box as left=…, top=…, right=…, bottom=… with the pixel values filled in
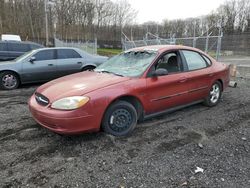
left=203, top=81, right=222, bottom=107
left=102, top=101, right=137, bottom=136
left=0, top=71, right=20, bottom=90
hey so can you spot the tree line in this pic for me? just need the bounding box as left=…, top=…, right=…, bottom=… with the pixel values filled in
left=0, top=0, right=249, bottom=46
left=0, top=0, right=137, bottom=44
left=126, top=0, right=250, bottom=41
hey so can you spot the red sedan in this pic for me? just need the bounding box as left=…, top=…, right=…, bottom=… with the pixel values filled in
left=29, top=45, right=230, bottom=136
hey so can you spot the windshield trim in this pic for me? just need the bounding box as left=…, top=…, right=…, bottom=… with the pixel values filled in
left=14, top=50, right=35, bottom=62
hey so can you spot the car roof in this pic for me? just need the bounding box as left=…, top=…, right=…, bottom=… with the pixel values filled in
left=0, top=40, right=43, bottom=46
left=35, top=47, right=79, bottom=51
left=126, top=45, right=203, bottom=54
left=32, top=47, right=87, bottom=54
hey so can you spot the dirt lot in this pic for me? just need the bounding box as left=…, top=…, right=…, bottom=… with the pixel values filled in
left=0, top=79, right=250, bottom=188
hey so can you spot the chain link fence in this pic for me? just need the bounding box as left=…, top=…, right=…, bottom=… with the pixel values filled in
left=122, top=33, right=222, bottom=59
left=122, top=32, right=250, bottom=62
left=221, top=32, right=250, bottom=56
left=219, top=32, right=250, bottom=66
left=54, top=38, right=97, bottom=55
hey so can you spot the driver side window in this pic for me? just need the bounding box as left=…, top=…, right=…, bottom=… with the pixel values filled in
left=34, top=50, right=55, bottom=61
left=156, top=52, right=182, bottom=74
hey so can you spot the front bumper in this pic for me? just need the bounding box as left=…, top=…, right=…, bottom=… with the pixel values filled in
left=28, top=94, right=100, bottom=134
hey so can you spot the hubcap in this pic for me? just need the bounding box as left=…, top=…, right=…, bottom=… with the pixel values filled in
left=109, top=109, right=132, bottom=132
left=210, top=84, right=220, bottom=103
left=2, top=74, right=17, bottom=89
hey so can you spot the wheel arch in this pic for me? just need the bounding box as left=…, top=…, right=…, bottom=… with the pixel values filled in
left=0, top=70, right=21, bottom=83
left=81, top=64, right=96, bottom=71
left=104, top=95, right=145, bottom=122
left=217, top=79, right=224, bottom=91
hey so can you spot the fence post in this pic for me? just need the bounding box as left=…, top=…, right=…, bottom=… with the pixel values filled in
left=216, top=35, right=222, bottom=60
left=122, top=38, right=126, bottom=51
left=133, top=40, right=136, bottom=48
left=205, top=35, right=209, bottom=53
left=216, top=27, right=223, bottom=60
left=171, top=37, right=176, bottom=45
left=95, top=37, right=97, bottom=54
left=193, top=37, right=196, bottom=48
left=142, top=37, right=147, bottom=46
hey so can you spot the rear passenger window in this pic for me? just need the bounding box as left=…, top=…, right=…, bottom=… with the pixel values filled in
left=0, top=43, right=7, bottom=51
left=8, top=43, right=30, bottom=52
left=182, top=50, right=207, bottom=70
left=57, top=49, right=81, bottom=59
left=34, top=50, right=55, bottom=61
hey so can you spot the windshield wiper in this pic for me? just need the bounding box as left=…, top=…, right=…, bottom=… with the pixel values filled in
left=96, top=70, right=124, bottom=77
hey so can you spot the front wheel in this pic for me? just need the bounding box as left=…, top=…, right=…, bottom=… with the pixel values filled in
left=102, top=101, right=138, bottom=136
left=203, top=81, right=222, bottom=107
left=0, top=71, right=20, bottom=90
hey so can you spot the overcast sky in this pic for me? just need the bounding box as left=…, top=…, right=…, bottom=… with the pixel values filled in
left=127, top=0, right=226, bottom=24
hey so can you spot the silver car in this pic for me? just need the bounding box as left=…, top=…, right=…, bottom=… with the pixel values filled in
left=0, top=47, right=108, bottom=90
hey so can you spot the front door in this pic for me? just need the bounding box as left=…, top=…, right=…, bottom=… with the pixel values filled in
left=144, top=50, right=190, bottom=115
left=21, top=49, right=57, bottom=83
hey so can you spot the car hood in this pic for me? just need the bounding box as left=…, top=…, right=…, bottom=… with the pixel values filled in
left=0, top=60, right=17, bottom=66
left=0, top=60, right=19, bottom=71
left=36, top=71, right=130, bottom=102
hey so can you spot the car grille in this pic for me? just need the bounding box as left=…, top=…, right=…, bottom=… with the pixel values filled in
left=35, top=93, right=50, bottom=106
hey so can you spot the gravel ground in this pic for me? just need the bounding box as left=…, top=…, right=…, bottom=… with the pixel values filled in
left=0, top=79, right=250, bottom=188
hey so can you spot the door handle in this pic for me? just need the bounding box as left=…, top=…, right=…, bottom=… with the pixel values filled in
left=48, top=64, right=54, bottom=66
left=208, top=73, right=214, bottom=77
left=179, top=77, right=187, bottom=83
left=77, top=62, right=82, bottom=64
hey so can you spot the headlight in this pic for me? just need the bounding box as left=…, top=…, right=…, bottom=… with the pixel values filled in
left=51, top=96, right=89, bottom=110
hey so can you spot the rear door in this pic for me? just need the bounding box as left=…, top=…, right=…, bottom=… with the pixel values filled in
left=144, top=50, right=190, bottom=114
left=56, top=49, right=83, bottom=77
left=180, top=50, right=213, bottom=101
left=21, top=49, right=57, bottom=82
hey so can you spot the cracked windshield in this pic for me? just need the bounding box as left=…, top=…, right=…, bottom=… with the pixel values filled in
left=95, top=51, right=157, bottom=77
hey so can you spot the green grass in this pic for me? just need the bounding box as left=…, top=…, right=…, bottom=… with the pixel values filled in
left=97, top=48, right=122, bottom=57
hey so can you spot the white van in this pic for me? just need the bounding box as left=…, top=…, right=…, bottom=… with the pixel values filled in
left=1, top=34, right=21, bottom=41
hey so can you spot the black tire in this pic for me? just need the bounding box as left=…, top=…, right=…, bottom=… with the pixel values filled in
left=82, top=66, right=96, bottom=72
left=203, top=81, right=222, bottom=107
left=102, top=101, right=138, bottom=136
left=0, top=71, right=20, bottom=90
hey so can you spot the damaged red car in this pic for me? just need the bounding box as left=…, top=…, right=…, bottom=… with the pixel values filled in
left=29, top=45, right=230, bottom=136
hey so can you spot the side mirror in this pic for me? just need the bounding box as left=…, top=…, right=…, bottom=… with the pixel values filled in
left=29, top=56, right=36, bottom=63
left=152, top=68, right=168, bottom=77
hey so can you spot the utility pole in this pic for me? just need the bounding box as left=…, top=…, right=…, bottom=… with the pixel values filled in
left=45, top=0, right=49, bottom=46
left=45, top=0, right=55, bottom=46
